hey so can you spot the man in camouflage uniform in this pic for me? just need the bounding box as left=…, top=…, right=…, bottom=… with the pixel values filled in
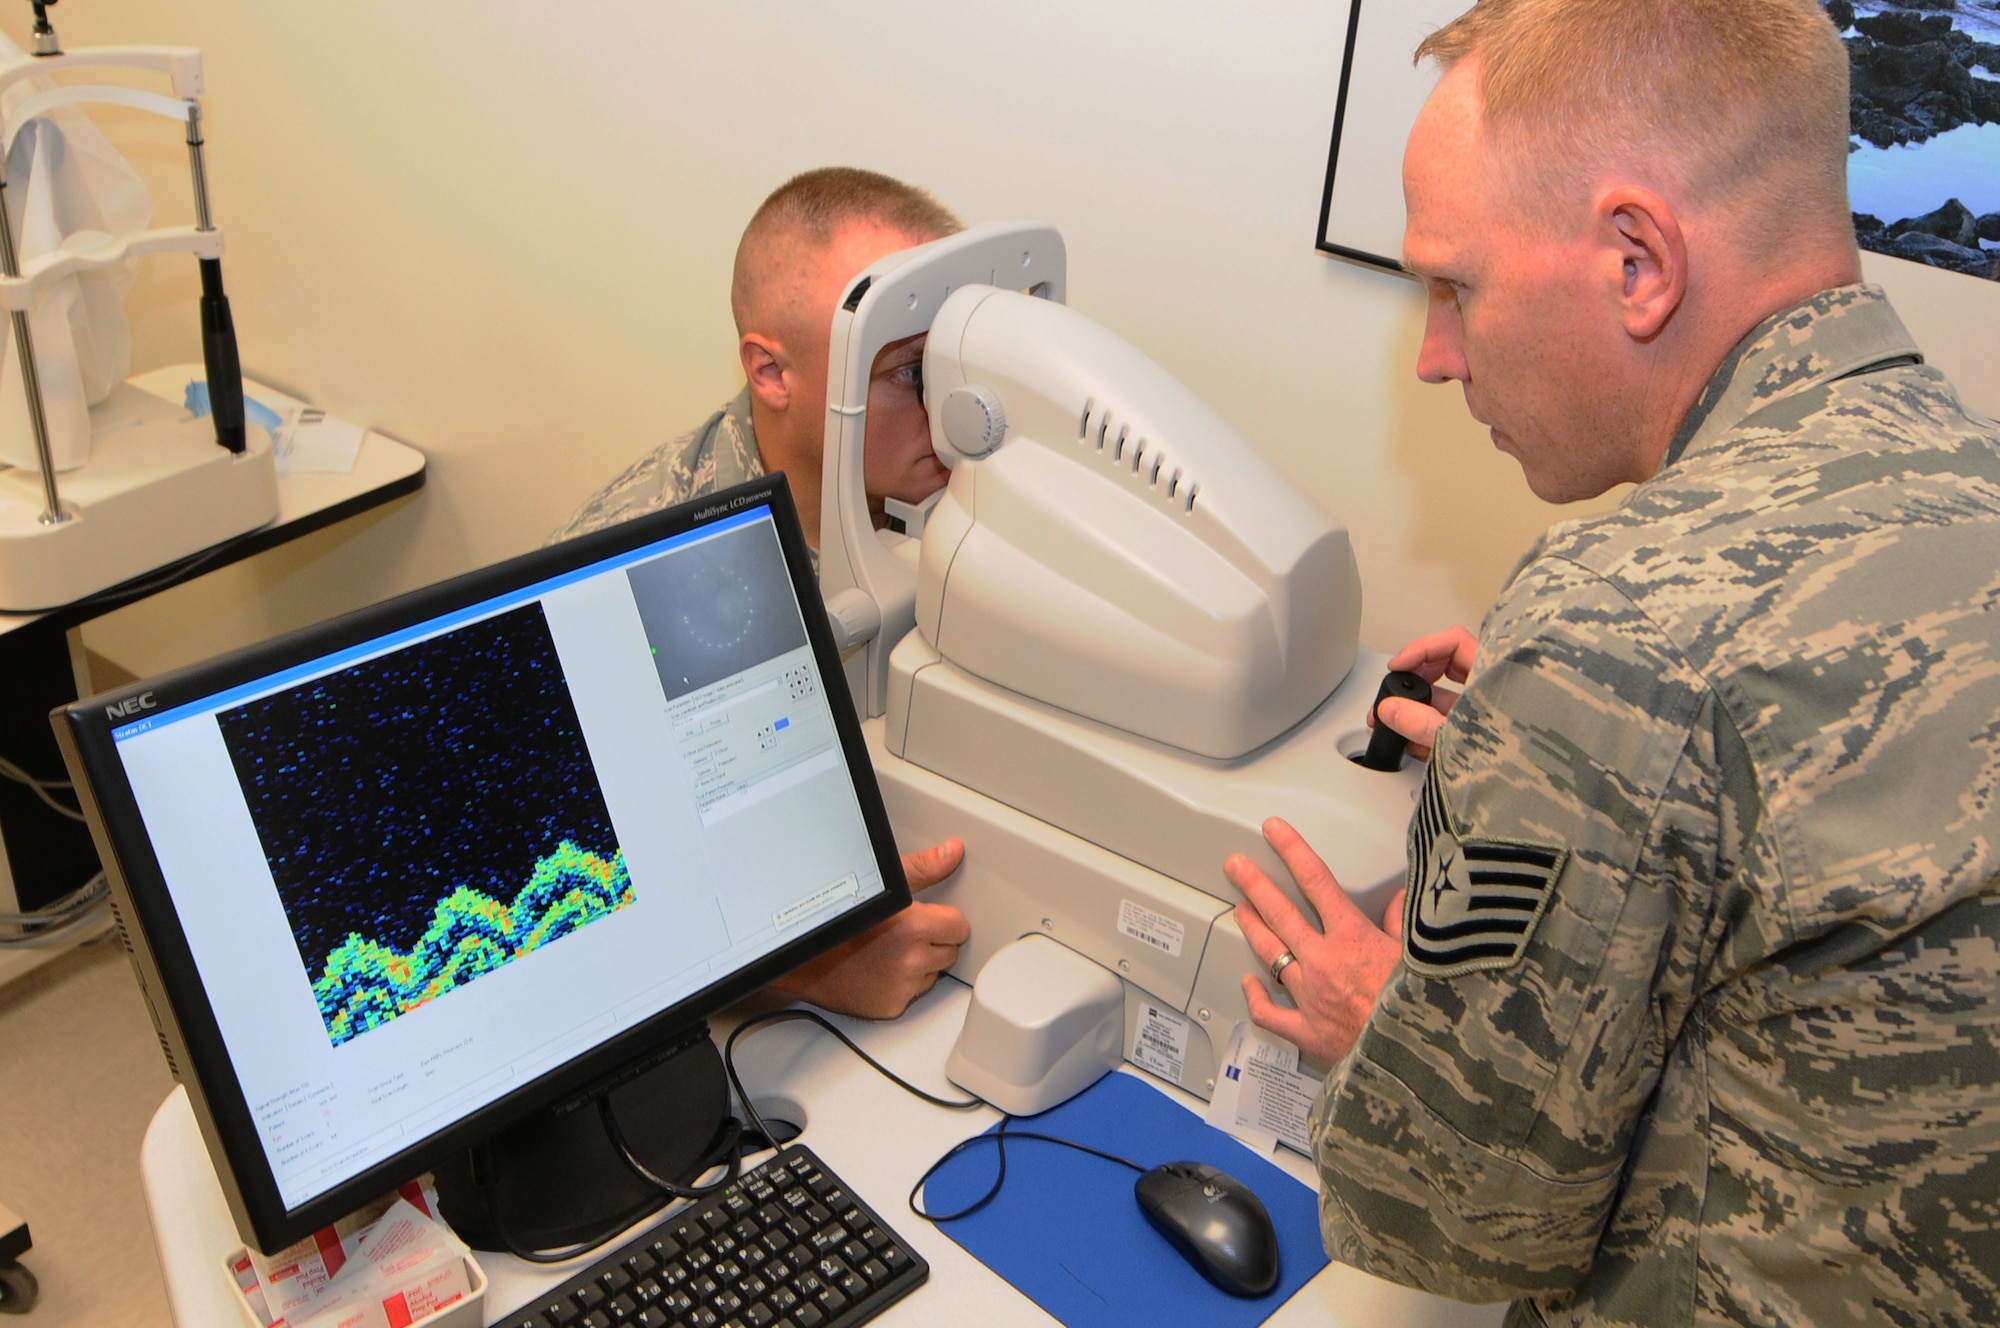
left=550, top=167, right=958, bottom=555
left=552, top=168, right=975, bottom=1022
left=1229, top=1, right=2000, bottom=1323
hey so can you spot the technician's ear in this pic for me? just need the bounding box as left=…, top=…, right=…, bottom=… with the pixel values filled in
left=740, top=334, right=792, bottom=413
left=1599, top=186, right=1686, bottom=342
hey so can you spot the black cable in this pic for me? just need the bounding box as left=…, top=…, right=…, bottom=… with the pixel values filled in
left=908, top=1114, right=1145, bottom=1223
left=721, top=1008, right=982, bottom=1154
left=475, top=1145, right=631, bottom=1266
left=63, top=535, right=245, bottom=614
left=599, top=1096, right=743, bottom=1200
left=477, top=1084, right=751, bottom=1264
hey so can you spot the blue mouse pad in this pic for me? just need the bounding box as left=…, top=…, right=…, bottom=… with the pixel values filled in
left=921, top=1072, right=1329, bottom=1328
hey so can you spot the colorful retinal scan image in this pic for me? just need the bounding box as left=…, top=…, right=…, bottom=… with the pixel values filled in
left=218, top=602, right=631, bottom=1047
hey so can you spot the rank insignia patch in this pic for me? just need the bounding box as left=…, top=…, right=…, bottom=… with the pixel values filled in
left=1403, top=763, right=1566, bottom=978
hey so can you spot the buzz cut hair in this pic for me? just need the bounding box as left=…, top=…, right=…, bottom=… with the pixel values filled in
left=731, top=168, right=962, bottom=336
left=745, top=167, right=961, bottom=251
left=1415, top=0, right=1852, bottom=236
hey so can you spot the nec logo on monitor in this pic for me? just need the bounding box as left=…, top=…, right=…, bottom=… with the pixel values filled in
left=105, top=692, right=157, bottom=720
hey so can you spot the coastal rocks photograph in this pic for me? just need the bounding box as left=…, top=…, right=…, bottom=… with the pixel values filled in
left=1827, top=0, right=2000, bottom=280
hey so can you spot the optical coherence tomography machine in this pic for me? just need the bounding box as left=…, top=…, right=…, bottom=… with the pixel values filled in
left=813, top=223, right=1424, bottom=1121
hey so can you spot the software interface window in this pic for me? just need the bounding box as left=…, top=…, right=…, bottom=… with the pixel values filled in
left=104, top=511, right=881, bottom=1211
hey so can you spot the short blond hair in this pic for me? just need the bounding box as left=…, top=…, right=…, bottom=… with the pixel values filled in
left=1417, top=0, right=1850, bottom=233
left=731, top=169, right=961, bottom=336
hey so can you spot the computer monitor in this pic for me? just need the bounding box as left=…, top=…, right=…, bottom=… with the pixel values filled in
left=52, top=477, right=912, bottom=1255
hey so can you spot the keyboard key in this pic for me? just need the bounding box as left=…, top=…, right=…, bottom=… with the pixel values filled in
left=860, top=1258, right=888, bottom=1286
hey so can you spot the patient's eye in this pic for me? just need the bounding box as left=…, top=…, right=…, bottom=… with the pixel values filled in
left=889, top=360, right=924, bottom=396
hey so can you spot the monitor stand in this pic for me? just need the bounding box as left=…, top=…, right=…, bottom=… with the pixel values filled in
left=433, top=1025, right=733, bottom=1253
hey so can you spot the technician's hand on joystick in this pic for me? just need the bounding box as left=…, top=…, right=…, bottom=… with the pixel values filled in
left=1227, top=819, right=1405, bottom=1067
left=1367, top=626, right=1477, bottom=761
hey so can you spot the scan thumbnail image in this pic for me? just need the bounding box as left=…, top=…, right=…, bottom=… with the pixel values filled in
left=218, top=602, right=633, bottom=1048
left=628, top=520, right=807, bottom=702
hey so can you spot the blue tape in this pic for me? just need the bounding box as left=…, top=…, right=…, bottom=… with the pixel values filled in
left=183, top=380, right=285, bottom=433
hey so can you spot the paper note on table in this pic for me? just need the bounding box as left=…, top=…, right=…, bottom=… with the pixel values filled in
left=278, top=411, right=366, bottom=476
left=1203, top=1020, right=1320, bottom=1154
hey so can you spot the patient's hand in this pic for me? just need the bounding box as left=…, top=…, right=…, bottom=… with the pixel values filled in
left=769, top=839, right=969, bottom=1020
left=1229, top=819, right=1403, bottom=1066
left=1372, top=627, right=1477, bottom=760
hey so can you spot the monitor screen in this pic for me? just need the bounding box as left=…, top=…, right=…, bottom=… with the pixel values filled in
left=55, top=478, right=908, bottom=1252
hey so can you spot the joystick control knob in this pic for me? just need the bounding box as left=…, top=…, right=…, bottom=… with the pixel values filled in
left=1354, top=670, right=1434, bottom=771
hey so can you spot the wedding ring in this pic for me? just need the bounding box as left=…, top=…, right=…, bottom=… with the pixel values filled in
left=1268, top=950, right=1298, bottom=984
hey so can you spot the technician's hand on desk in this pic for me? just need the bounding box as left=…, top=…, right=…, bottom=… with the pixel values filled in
left=770, top=839, right=970, bottom=1020
left=1229, top=820, right=1404, bottom=1067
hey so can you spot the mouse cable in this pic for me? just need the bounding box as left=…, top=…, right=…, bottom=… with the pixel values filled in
left=908, top=1114, right=1145, bottom=1223
left=721, top=1006, right=983, bottom=1155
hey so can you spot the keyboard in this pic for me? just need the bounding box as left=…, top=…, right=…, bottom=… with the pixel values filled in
left=499, top=1144, right=929, bottom=1328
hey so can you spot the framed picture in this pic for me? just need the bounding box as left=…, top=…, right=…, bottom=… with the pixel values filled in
left=1317, top=0, right=2000, bottom=284
left=1836, top=1, right=2000, bottom=282
left=1314, top=0, right=1463, bottom=273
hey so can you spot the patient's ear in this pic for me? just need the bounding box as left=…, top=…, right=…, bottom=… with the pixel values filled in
left=1599, top=186, right=1685, bottom=342
left=741, top=334, right=791, bottom=412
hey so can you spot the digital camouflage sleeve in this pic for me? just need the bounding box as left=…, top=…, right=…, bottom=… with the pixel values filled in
left=1310, top=286, right=2000, bottom=1327
left=547, top=387, right=764, bottom=545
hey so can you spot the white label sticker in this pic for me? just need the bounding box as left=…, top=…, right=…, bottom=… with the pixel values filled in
left=1130, top=1002, right=1192, bottom=1084
left=1117, top=900, right=1186, bottom=959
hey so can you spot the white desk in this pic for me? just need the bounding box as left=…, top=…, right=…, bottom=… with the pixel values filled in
left=140, top=980, right=1502, bottom=1328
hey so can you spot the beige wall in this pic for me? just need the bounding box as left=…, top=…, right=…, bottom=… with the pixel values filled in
left=39, top=1, right=2000, bottom=680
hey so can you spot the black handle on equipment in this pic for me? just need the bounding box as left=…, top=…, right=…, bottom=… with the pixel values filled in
left=198, top=258, right=246, bottom=454
left=1354, top=670, right=1433, bottom=771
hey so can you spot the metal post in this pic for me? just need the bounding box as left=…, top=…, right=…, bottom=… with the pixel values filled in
left=0, top=172, right=68, bottom=527
left=184, top=102, right=212, bottom=230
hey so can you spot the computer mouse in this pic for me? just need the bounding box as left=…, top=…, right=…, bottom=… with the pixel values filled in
left=1133, top=1161, right=1280, bottom=1298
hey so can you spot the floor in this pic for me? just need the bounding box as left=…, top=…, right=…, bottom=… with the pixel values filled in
left=0, top=932, right=176, bottom=1327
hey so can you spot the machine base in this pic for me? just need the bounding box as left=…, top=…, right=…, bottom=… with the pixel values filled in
left=0, top=380, right=275, bottom=611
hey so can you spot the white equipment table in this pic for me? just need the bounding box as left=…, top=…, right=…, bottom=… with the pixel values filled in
left=140, top=978, right=1502, bottom=1328
left=0, top=364, right=424, bottom=990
